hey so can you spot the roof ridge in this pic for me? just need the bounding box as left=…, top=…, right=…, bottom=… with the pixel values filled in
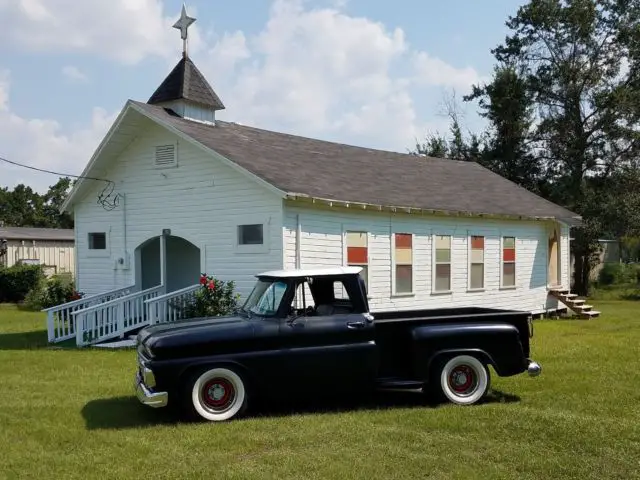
left=214, top=118, right=474, bottom=164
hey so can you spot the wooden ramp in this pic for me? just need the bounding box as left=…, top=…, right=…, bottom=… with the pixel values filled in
left=548, top=286, right=600, bottom=319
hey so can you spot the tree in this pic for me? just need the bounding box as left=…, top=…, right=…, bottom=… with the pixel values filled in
left=0, top=177, right=74, bottom=229
left=464, top=66, right=542, bottom=193
left=413, top=93, right=486, bottom=161
left=42, top=178, right=74, bottom=229
left=480, top=0, right=639, bottom=295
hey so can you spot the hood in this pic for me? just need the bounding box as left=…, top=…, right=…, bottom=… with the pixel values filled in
left=138, top=315, right=255, bottom=360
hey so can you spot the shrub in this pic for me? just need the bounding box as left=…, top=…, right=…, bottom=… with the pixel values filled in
left=23, top=274, right=84, bottom=311
left=0, top=264, right=45, bottom=303
left=597, top=262, right=640, bottom=286
left=179, top=274, right=241, bottom=319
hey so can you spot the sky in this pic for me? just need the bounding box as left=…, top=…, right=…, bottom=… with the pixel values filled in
left=0, top=0, right=527, bottom=193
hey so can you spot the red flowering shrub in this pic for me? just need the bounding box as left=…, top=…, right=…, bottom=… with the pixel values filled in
left=181, top=273, right=241, bottom=318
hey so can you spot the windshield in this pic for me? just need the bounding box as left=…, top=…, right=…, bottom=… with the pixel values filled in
left=242, top=279, right=288, bottom=317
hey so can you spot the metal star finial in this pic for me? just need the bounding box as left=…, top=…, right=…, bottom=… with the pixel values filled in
left=173, top=4, right=196, bottom=56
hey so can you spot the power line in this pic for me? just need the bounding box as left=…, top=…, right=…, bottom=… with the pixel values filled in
left=1, top=155, right=104, bottom=183
left=0, top=155, right=122, bottom=211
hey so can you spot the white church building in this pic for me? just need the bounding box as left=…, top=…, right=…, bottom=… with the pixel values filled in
left=45, top=6, right=590, bottom=347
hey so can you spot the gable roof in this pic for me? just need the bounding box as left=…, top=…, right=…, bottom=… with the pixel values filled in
left=0, top=227, right=74, bottom=242
left=147, top=56, right=225, bottom=111
left=130, top=101, right=581, bottom=225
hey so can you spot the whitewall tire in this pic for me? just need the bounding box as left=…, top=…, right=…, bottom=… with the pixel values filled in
left=189, top=367, right=248, bottom=421
left=439, top=355, right=490, bottom=405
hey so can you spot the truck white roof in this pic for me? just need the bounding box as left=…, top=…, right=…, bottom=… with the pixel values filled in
left=256, top=266, right=363, bottom=278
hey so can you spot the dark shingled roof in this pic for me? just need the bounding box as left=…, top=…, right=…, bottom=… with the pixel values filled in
left=0, top=227, right=74, bottom=241
left=132, top=101, right=581, bottom=224
left=147, top=56, right=225, bottom=110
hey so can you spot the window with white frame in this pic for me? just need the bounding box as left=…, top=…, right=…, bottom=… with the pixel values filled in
left=238, top=224, right=264, bottom=245
left=434, top=235, right=451, bottom=292
left=346, top=231, right=368, bottom=290
left=469, top=235, right=485, bottom=290
left=88, top=232, right=106, bottom=250
left=393, top=233, right=413, bottom=294
left=502, top=236, right=516, bottom=287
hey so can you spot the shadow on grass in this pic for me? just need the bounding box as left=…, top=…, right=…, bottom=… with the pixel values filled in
left=82, top=388, right=520, bottom=430
left=81, top=396, right=180, bottom=430
left=0, top=329, right=78, bottom=350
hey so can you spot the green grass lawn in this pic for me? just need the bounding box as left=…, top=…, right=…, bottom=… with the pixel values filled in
left=0, top=302, right=639, bottom=480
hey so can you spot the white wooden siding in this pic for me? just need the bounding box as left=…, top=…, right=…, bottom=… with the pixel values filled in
left=156, top=100, right=216, bottom=125
left=73, top=121, right=283, bottom=297
left=284, top=203, right=569, bottom=315
left=2, top=240, right=75, bottom=276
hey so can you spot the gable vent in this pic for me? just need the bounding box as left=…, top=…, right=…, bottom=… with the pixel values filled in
left=154, top=144, right=177, bottom=168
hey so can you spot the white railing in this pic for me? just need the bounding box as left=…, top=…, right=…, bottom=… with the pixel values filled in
left=72, top=285, right=165, bottom=347
left=43, top=285, right=135, bottom=343
left=145, top=284, right=200, bottom=325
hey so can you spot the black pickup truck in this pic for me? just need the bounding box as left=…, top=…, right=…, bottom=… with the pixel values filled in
left=135, top=267, right=541, bottom=422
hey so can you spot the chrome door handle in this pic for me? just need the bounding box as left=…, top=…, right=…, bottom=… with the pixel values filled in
left=347, top=321, right=366, bottom=329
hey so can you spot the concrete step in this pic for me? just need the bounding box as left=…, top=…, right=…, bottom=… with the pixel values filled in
left=93, top=339, right=137, bottom=349
left=581, top=310, right=600, bottom=318
left=576, top=304, right=593, bottom=311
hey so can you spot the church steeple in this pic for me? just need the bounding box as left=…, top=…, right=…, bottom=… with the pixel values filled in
left=147, top=4, right=225, bottom=124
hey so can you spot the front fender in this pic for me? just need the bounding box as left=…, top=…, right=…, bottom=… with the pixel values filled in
left=150, top=356, right=256, bottom=396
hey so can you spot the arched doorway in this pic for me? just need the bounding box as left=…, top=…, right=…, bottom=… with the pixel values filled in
left=135, top=235, right=201, bottom=292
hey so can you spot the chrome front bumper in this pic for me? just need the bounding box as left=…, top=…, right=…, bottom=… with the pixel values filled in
left=135, top=370, right=168, bottom=408
left=527, top=359, right=542, bottom=377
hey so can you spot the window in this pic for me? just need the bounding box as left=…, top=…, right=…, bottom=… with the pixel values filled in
left=502, top=236, right=516, bottom=287
left=238, top=224, right=263, bottom=245
left=393, top=233, right=413, bottom=294
left=88, top=233, right=106, bottom=250
left=346, top=231, right=368, bottom=289
left=434, top=235, right=451, bottom=292
left=242, top=279, right=288, bottom=316
left=469, top=235, right=485, bottom=290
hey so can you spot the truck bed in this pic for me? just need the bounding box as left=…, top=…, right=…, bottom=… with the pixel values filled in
left=372, top=307, right=532, bottom=380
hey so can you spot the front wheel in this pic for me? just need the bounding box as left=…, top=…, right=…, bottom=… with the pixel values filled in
left=186, top=367, right=248, bottom=422
left=436, top=355, right=490, bottom=405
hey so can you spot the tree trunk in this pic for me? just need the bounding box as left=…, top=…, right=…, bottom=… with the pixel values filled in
left=573, top=251, right=592, bottom=297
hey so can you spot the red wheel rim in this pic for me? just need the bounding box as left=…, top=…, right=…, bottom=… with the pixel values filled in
left=201, top=377, right=235, bottom=411
left=448, top=365, right=476, bottom=394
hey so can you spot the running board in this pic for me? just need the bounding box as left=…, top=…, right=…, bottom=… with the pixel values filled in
left=376, top=378, right=424, bottom=390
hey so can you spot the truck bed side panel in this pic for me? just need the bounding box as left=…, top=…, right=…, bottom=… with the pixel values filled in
left=409, top=323, right=527, bottom=378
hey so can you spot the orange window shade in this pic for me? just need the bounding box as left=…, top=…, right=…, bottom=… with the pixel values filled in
left=347, top=246, right=368, bottom=264
left=395, top=233, right=412, bottom=248
left=503, top=248, right=515, bottom=262
left=471, top=236, right=484, bottom=249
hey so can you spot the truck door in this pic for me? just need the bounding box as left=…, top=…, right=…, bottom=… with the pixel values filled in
left=279, top=276, right=379, bottom=393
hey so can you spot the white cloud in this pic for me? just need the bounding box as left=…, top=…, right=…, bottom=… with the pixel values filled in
left=0, top=71, right=118, bottom=193
left=0, top=0, right=482, bottom=191
left=61, top=65, right=88, bottom=83
left=412, top=52, right=485, bottom=90
left=195, top=0, right=477, bottom=152
left=0, top=0, right=206, bottom=64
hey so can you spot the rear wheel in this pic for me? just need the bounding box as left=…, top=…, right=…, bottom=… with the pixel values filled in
left=432, top=355, right=490, bottom=405
left=186, top=367, right=248, bottom=422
